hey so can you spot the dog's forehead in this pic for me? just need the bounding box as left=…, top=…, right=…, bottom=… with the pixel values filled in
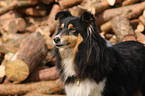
left=60, top=16, right=79, bottom=27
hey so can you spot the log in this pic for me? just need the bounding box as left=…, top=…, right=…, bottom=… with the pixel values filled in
left=136, top=23, right=144, bottom=33
left=16, top=18, right=27, bottom=32
left=100, top=21, right=112, bottom=33
left=25, top=66, right=59, bottom=82
left=47, top=4, right=62, bottom=35
left=40, top=0, right=54, bottom=4
left=122, top=0, right=141, bottom=6
left=1, top=20, right=17, bottom=34
left=18, top=5, right=47, bottom=17
left=5, top=32, right=48, bottom=82
left=0, top=11, right=27, bottom=33
left=135, top=31, right=145, bottom=44
left=0, top=0, right=38, bottom=15
left=0, top=79, right=63, bottom=95
left=139, top=15, right=145, bottom=25
left=96, top=1, right=145, bottom=25
left=111, top=16, right=136, bottom=42
left=57, top=0, right=83, bottom=9
left=0, top=65, right=5, bottom=78
left=1, top=32, right=39, bottom=52
left=90, top=0, right=110, bottom=14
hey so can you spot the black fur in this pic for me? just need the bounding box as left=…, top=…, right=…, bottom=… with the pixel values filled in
left=53, top=11, right=145, bottom=96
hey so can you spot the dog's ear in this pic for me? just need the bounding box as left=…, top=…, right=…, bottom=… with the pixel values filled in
left=55, top=10, right=72, bottom=20
left=80, top=12, right=95, bottom=25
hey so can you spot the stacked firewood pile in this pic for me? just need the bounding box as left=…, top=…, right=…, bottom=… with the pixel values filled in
left=0, top=0, right=145, bottom=96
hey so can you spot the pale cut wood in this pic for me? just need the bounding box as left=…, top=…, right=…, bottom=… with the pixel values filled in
left=1, top=20, right=17, bottom=34
left=0, top=0, right=38, bottom=15
left=0, top=65, right=5, bottom=78
left=111, top=16, right=136, bottom=42
left=107, top=0, right=115, bottom=6
left=5, top=59, right=29, bottom=81
left=136, top=32, right=145, bottom=44
left=143, top=10, right=145, bottom=17
left=0, top=79, right=63, bottom=95
left=100, top=21, right=112, bottom=33
left=5, top=32, right=48, bottom=82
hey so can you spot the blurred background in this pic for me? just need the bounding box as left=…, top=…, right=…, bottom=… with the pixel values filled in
left=0, top=0, right=145, bottom=96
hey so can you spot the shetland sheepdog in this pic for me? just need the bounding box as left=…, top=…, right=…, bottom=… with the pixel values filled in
left=53, top=10, right=145, bottom=96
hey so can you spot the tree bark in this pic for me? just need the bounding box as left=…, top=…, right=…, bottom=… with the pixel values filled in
left=25, top=66, right=59, bottom=82
left=0, top=79, right=63, bottom=95
left=0, top=0, right=38, bottom=15
left=5, top=32, right=48, bottom=82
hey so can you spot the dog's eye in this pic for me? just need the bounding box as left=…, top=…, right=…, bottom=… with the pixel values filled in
left=59, top=28, right=63, bottom=30
left=69, top=28, right=75, bottom=32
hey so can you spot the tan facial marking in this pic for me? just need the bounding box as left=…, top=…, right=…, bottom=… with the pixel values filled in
left=68, top=24, right=74, bottom=30
left=61, top=23, right=64, bottom=29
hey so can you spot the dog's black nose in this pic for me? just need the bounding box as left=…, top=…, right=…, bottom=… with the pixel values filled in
left=54, top=37, right=60, bottom=43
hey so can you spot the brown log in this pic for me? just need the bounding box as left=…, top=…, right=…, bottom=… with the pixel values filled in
left=57, top=0, right=83, bottom=9
left=90, top=0, right=110, bottom=14
left=0, top=79, right=63, bottom=95
left=107, top=0, right=116, bottom=6
left=0, top=0, right=38, bottom=15
left=111, top=16, right=136, bottom=42
left=15, top=18, right=27, bottom=32
left=130, top=19, right=139, bottom=30
left=25, top=24, right=39, bottom=32
left=47, top=4, right=62, bottom=35
left=18, top=5, right=47, bottom=17
left=0, top=11, right=27, bottom=33
left=5, top=32, right=48, bottom=82
left=25, top=66, right=59, bottom=82
left=25, top=91, right=65, bottom=96
left=136, top=23, right=144, bottom=33
left=122, top=0, right=141, bottom=6
left=96, top=1, right=145, bottom=25
left=1, top=32, right=39, bottom=52
left=40, top=0, right=54, bottom=4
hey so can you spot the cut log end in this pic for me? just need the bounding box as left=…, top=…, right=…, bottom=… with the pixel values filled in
left=107, top=0, right=115, bottom=6
left=5, top=59, right=29, bottom=81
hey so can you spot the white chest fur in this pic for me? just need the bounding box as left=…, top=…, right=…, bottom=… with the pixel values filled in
left=59, top=48, right=76, bottom=77
left=65, top=78, right=106, bottom=96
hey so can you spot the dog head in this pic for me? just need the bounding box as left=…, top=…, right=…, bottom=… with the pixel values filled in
left=53, top=11, right=95, bottom=49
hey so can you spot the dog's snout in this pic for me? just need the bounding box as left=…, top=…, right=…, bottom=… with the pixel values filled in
left=54, top=37, right=60, bottom=43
